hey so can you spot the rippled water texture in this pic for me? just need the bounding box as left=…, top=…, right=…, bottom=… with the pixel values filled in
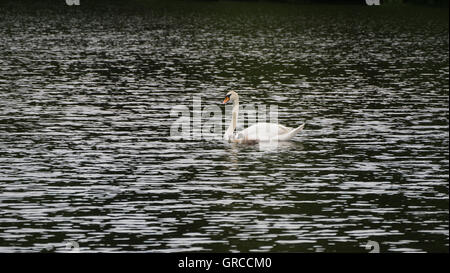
left=0, top=2, right=448, bottom=252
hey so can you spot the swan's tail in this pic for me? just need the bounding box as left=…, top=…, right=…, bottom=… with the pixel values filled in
left=278, top=123, right=305, bottom=141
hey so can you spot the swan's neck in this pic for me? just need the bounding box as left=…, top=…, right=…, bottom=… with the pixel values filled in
left=225, top=99, right=239, bottom=139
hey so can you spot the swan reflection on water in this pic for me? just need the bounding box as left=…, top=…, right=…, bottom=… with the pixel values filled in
left=227, top=139, right=304, bottom=153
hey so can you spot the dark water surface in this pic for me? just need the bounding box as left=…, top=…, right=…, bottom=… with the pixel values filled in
left=0, top=2, right=448, bottom=252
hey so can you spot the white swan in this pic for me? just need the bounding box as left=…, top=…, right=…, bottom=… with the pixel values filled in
left=222, top=91, right=305, bottom=144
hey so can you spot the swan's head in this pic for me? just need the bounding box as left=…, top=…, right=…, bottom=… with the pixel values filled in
left=222, top=91, right=238, bottom=104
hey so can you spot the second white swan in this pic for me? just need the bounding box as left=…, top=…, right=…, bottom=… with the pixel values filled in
left=222, top=91, right=305, bottom=144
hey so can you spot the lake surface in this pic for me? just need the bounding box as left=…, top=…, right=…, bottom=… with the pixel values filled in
left=0, top=2, right=448, bottom=252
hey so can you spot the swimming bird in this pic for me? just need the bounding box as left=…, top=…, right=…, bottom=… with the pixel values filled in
left=222, top=91, right=305, bottom=144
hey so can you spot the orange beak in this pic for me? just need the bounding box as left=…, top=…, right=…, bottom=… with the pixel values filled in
left=222, top=96, right=230, bottom=104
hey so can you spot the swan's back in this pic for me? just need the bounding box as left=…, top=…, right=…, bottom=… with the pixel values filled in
left=237, top=123, right=302, bottom=142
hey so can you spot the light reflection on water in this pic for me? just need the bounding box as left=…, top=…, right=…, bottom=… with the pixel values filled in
left=0, top=3, right=448, bottom=252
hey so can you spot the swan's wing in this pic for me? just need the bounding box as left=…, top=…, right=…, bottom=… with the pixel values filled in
left=238, top=123, right=287, bottom=140
left=237, top=123, right=305, bottom=142
left=276, top=124, right=293, bottom=134
left=278, top=124, right=305, bottom=141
